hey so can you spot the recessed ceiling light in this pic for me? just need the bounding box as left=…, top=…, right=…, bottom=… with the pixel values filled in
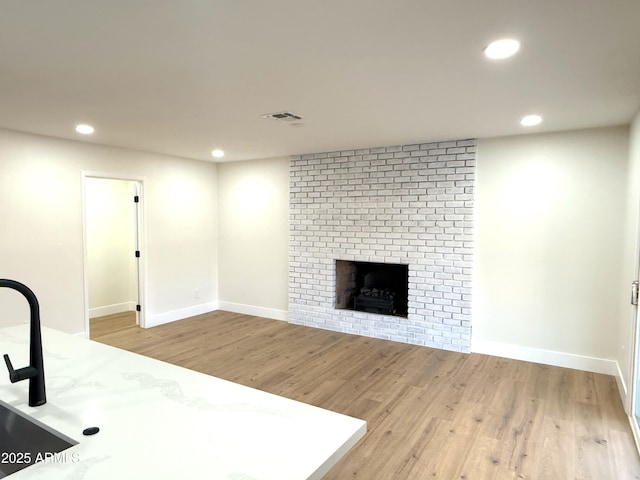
left=75, top=124, right=95, bottom=135
left=211, top=149, right=225, bottom=158
left=520, top=114, right=542, bottom=126
left=484, top=39, right=520, bottom=59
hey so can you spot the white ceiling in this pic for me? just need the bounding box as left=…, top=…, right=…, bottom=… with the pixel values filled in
left=0, top=0, right=639, bottom=162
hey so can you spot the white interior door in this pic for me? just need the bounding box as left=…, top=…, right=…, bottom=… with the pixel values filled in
left=84, top=176, right=144, bottom=331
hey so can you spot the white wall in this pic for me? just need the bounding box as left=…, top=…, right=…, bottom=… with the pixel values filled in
left=214, top=127, right=632, bottom=375
left=1, top=122, right=635, bottom=381
left=0, top=128, right=218, bottom=334
left=473, top=127, right=629, bottom=373
left=217, top=157, right=289, bottom=320
left=85, top=178, right=137, bottom=317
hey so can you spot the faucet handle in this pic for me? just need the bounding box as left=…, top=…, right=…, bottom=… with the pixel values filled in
left=4, top=354, right=19, bottom=382
left=4, top=354, right=18, bottom=382
left=3, top=354, right=37, bottom=383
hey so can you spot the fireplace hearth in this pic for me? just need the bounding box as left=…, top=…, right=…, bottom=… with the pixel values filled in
left=335, top=260, right=408, bottom=318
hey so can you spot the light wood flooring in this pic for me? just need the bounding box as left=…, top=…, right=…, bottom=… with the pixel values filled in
left=90, top=311, right=640, bottom=479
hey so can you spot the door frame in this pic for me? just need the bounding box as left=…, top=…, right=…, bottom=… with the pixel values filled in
left=628, top=198, right=640, bottom=451
left=631, top=290, right=640, bottom=450
left=81, top=171, right=147, bottom=335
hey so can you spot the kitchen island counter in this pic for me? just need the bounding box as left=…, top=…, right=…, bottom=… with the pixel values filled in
left=0, top=324, right=366, bottom=479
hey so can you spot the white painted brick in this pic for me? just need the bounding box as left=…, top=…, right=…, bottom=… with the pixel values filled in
left=402, top=144, right=420, bottom=151
left=446, top=147, right=466, bottom=154
left=289, top=137, right=476, bottom=352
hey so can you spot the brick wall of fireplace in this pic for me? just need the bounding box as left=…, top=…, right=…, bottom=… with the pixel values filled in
left=289, top=139, right=476, bottom=352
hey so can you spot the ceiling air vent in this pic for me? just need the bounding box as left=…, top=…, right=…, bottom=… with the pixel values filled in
left=261, top=111, right=303, bottom=122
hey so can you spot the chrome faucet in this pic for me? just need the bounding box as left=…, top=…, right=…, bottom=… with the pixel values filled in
left=1, top=279, right=46, bottom=407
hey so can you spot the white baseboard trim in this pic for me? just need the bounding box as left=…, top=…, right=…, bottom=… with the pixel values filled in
left=217, top=301, right=288, bottom=322
left=471, top=338, right=618, bottom=376
left=145, top=302, right=218, bottom=328
left=630, top=414, right=640, bottom=455
left=616, top=361, right=630, bottom=413
left=89, top=302, right=137, bottom=319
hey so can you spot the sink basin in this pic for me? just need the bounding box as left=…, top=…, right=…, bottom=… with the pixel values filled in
left=0, top=400, right=77, bottom=478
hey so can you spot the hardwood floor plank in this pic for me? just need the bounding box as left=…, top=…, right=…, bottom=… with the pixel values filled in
left=574, top=401, right=615, bottom=480
left=90, top=311, right=640, bottom=479
left=535, top=417, right=576, bottom=480
left=610, top=429, right=640, bottom=480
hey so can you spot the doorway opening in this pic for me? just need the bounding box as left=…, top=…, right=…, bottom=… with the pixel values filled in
left=82, top=175, right=145, bottom=336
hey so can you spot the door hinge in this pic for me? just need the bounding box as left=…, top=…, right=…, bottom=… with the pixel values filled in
left=136, top=304, right=141, bottom=312
left=135, top=250, right=140, bottom=258
left=632, top=281, right=639, bottom=306
left=134, top=195, right=139, bottom=203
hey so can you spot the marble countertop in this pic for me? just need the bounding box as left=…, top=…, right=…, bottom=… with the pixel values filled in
left=0, top=325, right=366, bottom=479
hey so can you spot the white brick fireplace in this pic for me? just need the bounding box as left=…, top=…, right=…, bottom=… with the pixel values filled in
left=289, top=139, right=476, bottom=352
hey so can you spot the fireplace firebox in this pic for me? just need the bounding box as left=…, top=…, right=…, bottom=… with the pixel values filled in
left=335, top=260, right=408, bottom=318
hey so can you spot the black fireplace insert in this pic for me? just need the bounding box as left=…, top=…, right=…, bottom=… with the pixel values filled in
left=335, top=260, right=408, bottom=317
